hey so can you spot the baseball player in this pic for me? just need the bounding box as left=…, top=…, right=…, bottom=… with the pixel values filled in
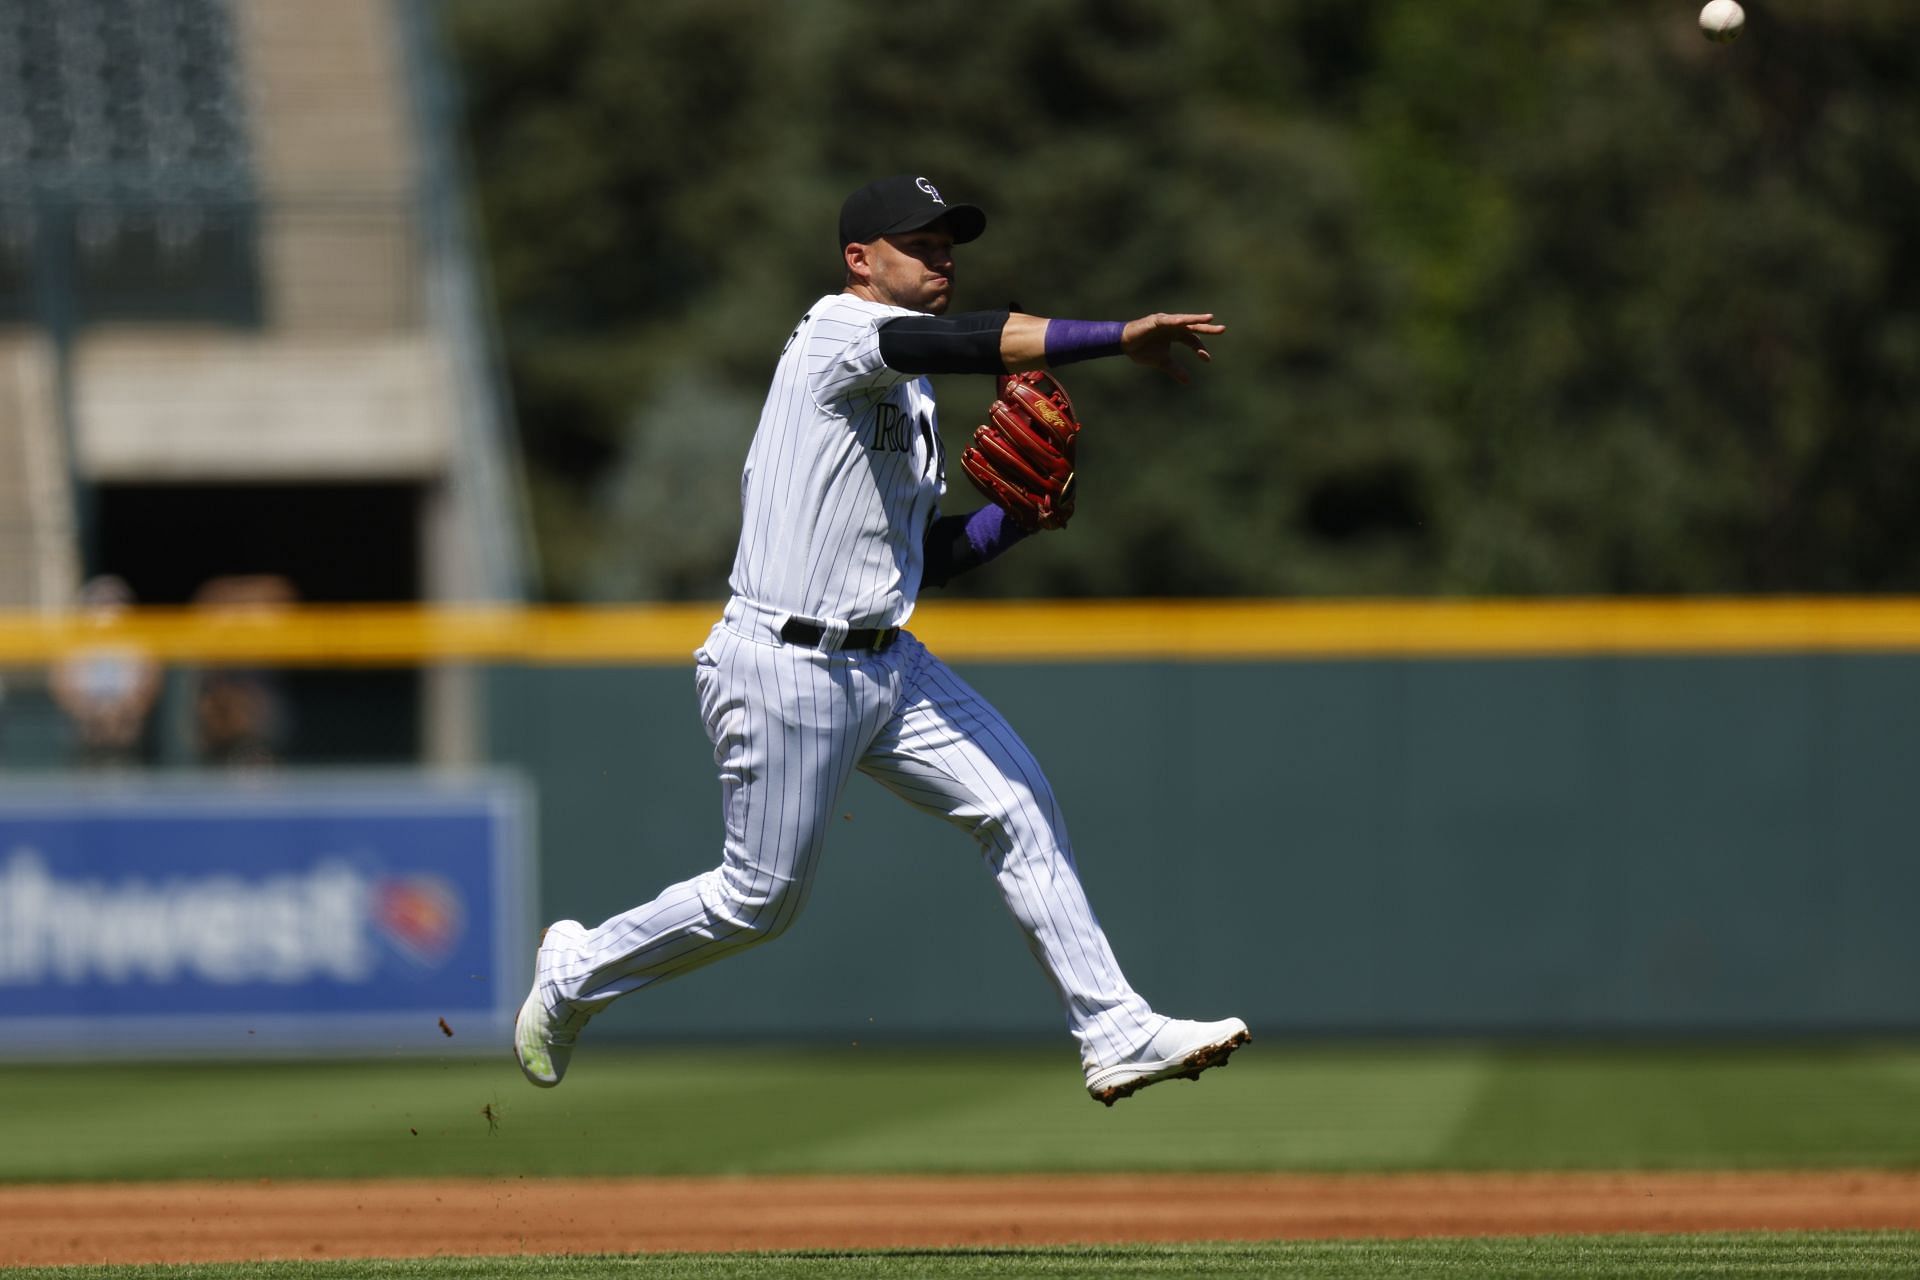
left=515, top=175, right=1247, bottom=1105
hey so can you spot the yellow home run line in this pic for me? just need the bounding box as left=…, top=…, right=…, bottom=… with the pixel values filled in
left=3, top=599, right=1920, bottom=665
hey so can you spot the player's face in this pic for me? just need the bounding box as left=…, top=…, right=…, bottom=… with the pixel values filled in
left=866, top=225, right=956, bottom=314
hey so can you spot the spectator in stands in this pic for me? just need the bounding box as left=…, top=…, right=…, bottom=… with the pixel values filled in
left=190, top=574, right=296, bottom=768
left=50, top=574, right=163, bottom=768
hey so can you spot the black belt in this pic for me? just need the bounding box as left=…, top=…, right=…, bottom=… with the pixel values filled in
left=779, top=618, right=899, bottom=652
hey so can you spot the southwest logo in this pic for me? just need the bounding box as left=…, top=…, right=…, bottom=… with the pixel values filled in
left=372, top=875, right=465, bottom=967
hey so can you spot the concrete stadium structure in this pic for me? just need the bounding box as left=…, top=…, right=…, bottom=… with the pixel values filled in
left=0, top=0, right=527, bottom=762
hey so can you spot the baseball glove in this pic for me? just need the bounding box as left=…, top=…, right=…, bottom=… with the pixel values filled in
left=960, top=371, right=1082, bottom=531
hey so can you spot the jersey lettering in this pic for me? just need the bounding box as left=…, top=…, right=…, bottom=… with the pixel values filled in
left=869, top=402, right=912, bottom=453
left=918, top=414, right=937, bottom=473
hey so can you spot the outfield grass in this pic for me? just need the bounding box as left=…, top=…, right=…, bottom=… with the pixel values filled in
left=11, top=1233, right=1920, bottom=1280
left=2, top=1042, right=1919, bottom=1181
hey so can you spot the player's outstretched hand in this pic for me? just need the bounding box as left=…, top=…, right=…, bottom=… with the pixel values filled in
left=1122, top=313, right=1224, bottom=384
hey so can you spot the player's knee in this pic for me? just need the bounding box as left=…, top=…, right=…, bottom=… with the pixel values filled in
left=743, top=899, right=801, bottom=943
left=975, top=784, right=1066, bottom=858
left=711, top=874, right=808, bottom=944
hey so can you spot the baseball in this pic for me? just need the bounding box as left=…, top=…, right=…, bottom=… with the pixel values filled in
left=1699, top=0, right=1745, bottom=42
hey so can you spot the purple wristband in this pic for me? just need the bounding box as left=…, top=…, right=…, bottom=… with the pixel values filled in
left=963, top=503, right=1030, bottom=560
left=1044, top=318, right=1126, bottom=367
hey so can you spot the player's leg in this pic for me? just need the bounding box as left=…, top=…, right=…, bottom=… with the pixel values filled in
left=858, top=636, right=1245, bottom=1099
left=857, top=638, right=1248, bottom=1101
left=515, top=624, right=887, bottom=1086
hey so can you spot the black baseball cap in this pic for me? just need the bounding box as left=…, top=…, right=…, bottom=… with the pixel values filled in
left=838, top=175, right=986, bottom=248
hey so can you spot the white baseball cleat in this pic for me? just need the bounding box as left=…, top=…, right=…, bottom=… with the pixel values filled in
left=512, top=921, right=589, bottom=1088
left=1085, top=1016, right=1250, bottom=1106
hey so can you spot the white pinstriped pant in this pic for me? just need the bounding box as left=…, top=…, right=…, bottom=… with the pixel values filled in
left=538, top=601, right=1167, bottom=1069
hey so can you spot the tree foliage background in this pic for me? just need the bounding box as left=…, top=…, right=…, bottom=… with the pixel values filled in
left=445, top=0, right=1919, bottom=601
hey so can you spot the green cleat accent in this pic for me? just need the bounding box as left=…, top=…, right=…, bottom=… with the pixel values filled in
left=511, top=921, right=589, bottom=1088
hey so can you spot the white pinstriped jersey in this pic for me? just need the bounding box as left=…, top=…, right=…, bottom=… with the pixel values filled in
left=727, top=294, right=945, bottom=629
left=534, top=292, right=1183, bottom=1083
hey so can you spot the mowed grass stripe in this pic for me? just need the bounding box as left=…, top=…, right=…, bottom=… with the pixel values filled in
left=14, top=1234, right=1920, bottom=1280
left=4, top=1044, right=1920, bottom=1182
left=1435, top=1045, right=1920, bottom=1171
left=1, top=1046, right=1490, bottom=1182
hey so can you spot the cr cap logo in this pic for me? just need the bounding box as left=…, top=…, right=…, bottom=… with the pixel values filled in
left=915, top=177, right=945, bottom=205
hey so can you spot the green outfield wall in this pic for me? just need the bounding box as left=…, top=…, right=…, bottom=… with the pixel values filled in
left=488, top=651, right=1920, bottom=1040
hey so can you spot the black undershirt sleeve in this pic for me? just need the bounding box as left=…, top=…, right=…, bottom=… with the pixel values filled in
left=921, top=513, right=973, bottom=588
left=876, top=309, right=1011, bottom=375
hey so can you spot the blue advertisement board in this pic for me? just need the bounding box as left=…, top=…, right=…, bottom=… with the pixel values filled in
left=0, top=774, right=532, bottom=1056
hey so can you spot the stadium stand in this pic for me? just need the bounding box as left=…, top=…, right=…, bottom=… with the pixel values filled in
left=0, top=0, right=528, bottom=763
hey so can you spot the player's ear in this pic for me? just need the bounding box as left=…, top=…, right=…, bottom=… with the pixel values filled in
left=844, top=241, right=872, bottom=283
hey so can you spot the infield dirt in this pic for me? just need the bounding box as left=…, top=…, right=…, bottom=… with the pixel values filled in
left=4, top=1171, right=1919, bottom=1266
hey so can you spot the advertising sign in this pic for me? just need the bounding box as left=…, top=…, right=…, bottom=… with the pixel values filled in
left=0, top=775, right=532, bottom=1056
